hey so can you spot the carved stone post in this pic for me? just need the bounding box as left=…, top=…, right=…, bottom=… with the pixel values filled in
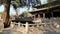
left=26, top=22, right=29, bottom=34
left=18, top=22, right=20, bottom=27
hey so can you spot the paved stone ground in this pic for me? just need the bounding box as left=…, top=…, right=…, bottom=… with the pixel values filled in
left=2, top=30, right=60, bottom=34
left=2, top=29, right=23, bottom=34
left=43, top=31, right=60, bottom=34
left=2, top=27, right=60, bottom=34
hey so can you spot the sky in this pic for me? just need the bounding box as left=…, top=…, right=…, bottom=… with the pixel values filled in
left=0, top=0, right=48, bottom=15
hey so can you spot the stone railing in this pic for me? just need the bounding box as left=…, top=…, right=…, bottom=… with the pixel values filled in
left=11, top=22, right=60, bottom=33
left=11, top=22, right=51, bottom=28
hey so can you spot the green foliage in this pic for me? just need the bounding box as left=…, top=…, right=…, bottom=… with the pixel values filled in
left=12, top=0, right=24, bottom=8
left=23, top=12, right=28, bottom=17
left=14, top=0, right=21, bottom=7
left=0, top=32, right=2, bottom=34
left=0, top=12, right=3, bottom=15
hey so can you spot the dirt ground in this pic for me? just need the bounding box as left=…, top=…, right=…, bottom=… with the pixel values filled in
left=0, top=22, right=4, bottom=32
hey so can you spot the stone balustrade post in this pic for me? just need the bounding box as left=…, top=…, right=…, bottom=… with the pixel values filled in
left=10, top=22, right=14, bottom=28
left=26, top=22, right=29, bottom=34
left=18, top=22, right=20, bottom=27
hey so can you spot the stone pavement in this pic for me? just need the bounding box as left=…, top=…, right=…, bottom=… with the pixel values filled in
left=2, top=29, right=23, bottom=34
left=2, top=29, right=60, bottom=34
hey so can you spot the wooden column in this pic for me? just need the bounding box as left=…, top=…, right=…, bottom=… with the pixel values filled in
left=42, top=13, right=45, bottom=23
left=38, top=13, right=40, bottom=18
left=34, top=15, right=35, bottom=20
left=43, top=13, right=45, bottom=19
left=51, top=12, right=53, bottom=17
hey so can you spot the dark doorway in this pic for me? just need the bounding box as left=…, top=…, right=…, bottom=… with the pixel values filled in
left=53, top=12, right=60, bottom=17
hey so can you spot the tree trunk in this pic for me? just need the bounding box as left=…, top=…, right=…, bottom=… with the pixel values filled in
left=0, top=0, right=2, bottom=4
left=3, top=0, right=11, bottom=28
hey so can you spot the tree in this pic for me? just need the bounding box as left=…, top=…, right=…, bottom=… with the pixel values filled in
left=23, top=12, right=28, bottom=17
left=3, top=0, right=25, bottom=28
left=11, top=0, right=24, bottom=17
left=12, top=3, right=19, bottom=17
left=37, top=0, right=41, bottom=5
left=3, top=0, right=11, bottom=28
left=0, top=12, right=3, bottom=15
